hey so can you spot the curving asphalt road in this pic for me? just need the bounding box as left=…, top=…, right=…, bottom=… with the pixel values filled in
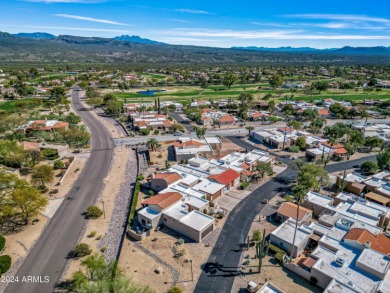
left=194, top=137, right=377, bottom=293
left=5, top=88, right=114, bottom=293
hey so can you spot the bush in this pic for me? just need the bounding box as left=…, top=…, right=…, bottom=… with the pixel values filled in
left=240, top=181, right=249, bottom=190
left=168, top=286, right=183, bottom=293
left=128, top=182, right=140, bottom=224
left=148, top=190, right=155, bottom=196
left=268, top=243, right=285, bottom=255
left=100, top=246, right=107, bottom=253
left=54, top=160, right=65, bottom=170
left=0, top=235, right=5, bottom=251
left=49, top=189, right=59, bottom=195
left=87, top=231, right=97, bottom=238
left=288, top=146, right=300, bottom=153
left=176, top=238, right=185, bottom=245
left=41, top=148, right=59, bottom=160
left=73, top=243, right=92, bottom=257
left=139, top=129, right=150, bottom=136
left=275, top=251, right=286, bottom=264
left=137, top=175, right=144, bottom=181
left=360, top=161, right=378, bottom=174
left=86, top=205, right=103, bottom=219
left=0, top=255, right=11, bottom=274
left=154, top=130, right=159, bottom=135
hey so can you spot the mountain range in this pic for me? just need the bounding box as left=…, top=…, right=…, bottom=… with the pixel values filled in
left=1, top=31, right=390, bottom=65
left=232, top=45, right=390, bottom=55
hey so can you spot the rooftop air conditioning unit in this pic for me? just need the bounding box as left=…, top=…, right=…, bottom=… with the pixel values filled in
left=335, top=257, right=345, bottom=267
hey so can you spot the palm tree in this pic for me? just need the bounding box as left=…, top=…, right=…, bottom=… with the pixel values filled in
left=146, top=138, right=159, bottom=151
left=290, top=184, right=308, bottom=260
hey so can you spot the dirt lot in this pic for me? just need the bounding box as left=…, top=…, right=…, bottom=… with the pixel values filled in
left=119, top=226, right=215, bottom=293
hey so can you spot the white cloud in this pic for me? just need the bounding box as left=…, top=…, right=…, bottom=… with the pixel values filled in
left=284, top=14, right=390, bottom=24
left=22, top=0, right=105, bottom=3
left=53, top=14, right=131, bottom=26
left=251, top=22, right=291, bottom=28
left=4, top=24, right=130, bottom=33
left=176, top=9, right=209, bottom=15
left=168, top=28, right=390, bottom=40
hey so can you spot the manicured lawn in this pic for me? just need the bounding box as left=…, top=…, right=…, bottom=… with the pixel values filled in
left=141, top=73, right=167, bottom=79
left=0, top=97, right=51, bottom=112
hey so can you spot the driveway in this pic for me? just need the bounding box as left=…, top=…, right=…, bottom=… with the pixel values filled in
left=5, top=87, right=114, bottom=293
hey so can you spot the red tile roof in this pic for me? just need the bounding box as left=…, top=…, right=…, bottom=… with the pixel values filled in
left=141, top=192, right=182, bottom=209
left=218, top=115, right=235, bottom=123
left=208, top=168, right=240, bottom=186
left=333, top=148, right=348, bottom=155
left=318, top=109, right=330, bottom=116
left=153, top=172, right=182, bottom=184
left=344, top=228, right=390, bottom=255
left=277, top=202, right=312, bottom=221
left=321, top=141, right=344, bottom=149
left=241, top=163, right=250, bottom=169
left=241, top=169, right=252, bottom=176
left=277, top=127, right=294, bottom=132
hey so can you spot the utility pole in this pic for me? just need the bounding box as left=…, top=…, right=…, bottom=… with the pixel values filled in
left=282, top=95, right=288, bottom=150
left=190, top=259, right=193, bottom=281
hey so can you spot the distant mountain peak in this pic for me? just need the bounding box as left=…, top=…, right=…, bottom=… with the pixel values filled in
left=114, top=35, right=164, bottom=44
left=12, top=32, right=56, bottom=39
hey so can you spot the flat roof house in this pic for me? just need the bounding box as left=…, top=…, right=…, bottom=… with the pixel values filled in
left=137, top=192, right=214, bottom=242
left=302, top=191, right=334, bottom=217
left=270, top=219, right=313, bottom=258
left=277, top=202, right=313, bottom=225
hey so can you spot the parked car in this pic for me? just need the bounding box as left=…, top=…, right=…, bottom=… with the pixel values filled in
left=174, top=131, right=184, bottom=136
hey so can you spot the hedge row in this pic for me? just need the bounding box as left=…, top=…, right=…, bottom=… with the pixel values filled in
left=268, top=243, right=285, bottom=255
left=128, top=181, right=141, bottom=224
left=0, top=255, right=11, bottom=275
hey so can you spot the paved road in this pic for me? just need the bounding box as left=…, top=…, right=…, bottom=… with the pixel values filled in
left=5, top=88, right=114, bottom=293
left=194, top=138, right=376, bottom=293
left=169, top=111, right=195, bottom=132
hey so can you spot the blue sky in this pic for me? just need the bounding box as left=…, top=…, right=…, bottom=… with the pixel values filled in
left=1, top=0, right=390, bottom=48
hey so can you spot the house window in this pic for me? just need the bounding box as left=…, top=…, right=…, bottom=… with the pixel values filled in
left=279, top=242, right=284, bottom=247
left=141, top=219, right=145, bottom=225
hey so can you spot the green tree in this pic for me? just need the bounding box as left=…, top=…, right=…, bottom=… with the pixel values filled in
left=49, top=86, right=67, bottom=104
left=0, top=114, right=27, bottom=136
left=146, top=138, right=160, bottom=151
left=365, top=137, right=384, bottom=151
left=58, top=125, right=90, bottom=149
left=377, top=149, right=390, bottom=171
left=297, top=163, right=329, bottom=192
left=246, top=126, right=254, bottom=135
left=195, top=127, right=207, bottom=139
left=309, top=118, right=326, bottom=134
left=287, top=120, right=302, bottom=130
left=344, top=142, right=359, bottom=160
left=301, top=108, right=318, bottom=121
left=295, top=137, right=306, bottom=150
left=329, top=103, right=348, bottom=118
left=313, top=81, right=329, bottom=93
left=65, top=113, right=81, bottom=124
left=9, top=187, right=48, bottom=224
left=269, top=74, right=284, bottom=89
left=255, top=162, right=273, bottom=178
left=31, top=165, right=54, bottom=188
left=238, top=93, right=254, bottom=119
left=360, top=161, right=378, bottom=174
left=0, top=140, right=26, bottom=168
left=222, top=73, right=237, bottom=89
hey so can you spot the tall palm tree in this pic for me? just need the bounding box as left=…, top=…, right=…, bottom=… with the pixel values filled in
left=290, top=184, right=308, bottom=260
left=146, top=138, right=159, bottom=151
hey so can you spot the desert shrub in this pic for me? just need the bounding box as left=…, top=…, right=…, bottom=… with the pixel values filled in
left=154, top=130, right=159, bottom=135
left=100, top=246, right=107, bottom=253
left=288, top=146, right=300, bottom=153
left=275, top=251, right=286, bottom=263
left=86, top=206, right=103, bottom=219
left=240, top=181, right=249, bottom=190
left=87, top=231, right=97, bottom=238
left=168, top=286, right=182, bottom=293
left=49, top=189, right=59, bottom=195
left=72, top=243, right=92, bottom=258
left=176, top=238, right=185, bottom=245
left=41, top=148, right=59, bottom=160
left=268, top=243, right=285, bottom=255
left=54, top=160, right=65, bottom=169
